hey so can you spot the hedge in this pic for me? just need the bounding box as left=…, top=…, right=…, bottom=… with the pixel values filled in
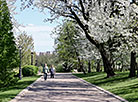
left=22, top=65, right=38, bottom=76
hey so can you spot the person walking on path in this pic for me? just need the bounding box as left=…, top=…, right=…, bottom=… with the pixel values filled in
left=50, top=65, right=55, bottom=78
left=42, top=64, right=49, bottom=80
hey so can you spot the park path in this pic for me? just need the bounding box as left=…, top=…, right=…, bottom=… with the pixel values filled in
left=10, top=73, right=127, bottom=102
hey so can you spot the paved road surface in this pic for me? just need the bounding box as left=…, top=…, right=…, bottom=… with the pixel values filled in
left=10, top=73, right=127, bottom=102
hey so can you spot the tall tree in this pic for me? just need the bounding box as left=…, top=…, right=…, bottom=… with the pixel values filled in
left=55, top=21, right=83, bottom=72
left=127, top=3, right=138, bottom=77
left=16, top=32, right=34, bottom=66
left=0, top=0, right=19, bottom=87
left=55, top=21, right=99, bottom=73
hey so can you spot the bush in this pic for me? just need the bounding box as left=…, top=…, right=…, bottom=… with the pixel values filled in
left=0, top=71, right=19, bottom=88
left=22, top=65, right=38, bottom=76
left=56, top=64, right=64, bottom=72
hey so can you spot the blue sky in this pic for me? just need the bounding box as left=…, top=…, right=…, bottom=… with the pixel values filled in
left=14, top=1, right=59, bottom=52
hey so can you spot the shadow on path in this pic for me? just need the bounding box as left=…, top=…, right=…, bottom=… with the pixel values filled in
left=10, top=73, right=127, bottom=102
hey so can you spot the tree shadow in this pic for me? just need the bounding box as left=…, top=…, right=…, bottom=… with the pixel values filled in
left=16, top=73, right=126, bottom=102
left=0, top=76, right=40, bottom=101
left=74, top=72, right=138, bottom=102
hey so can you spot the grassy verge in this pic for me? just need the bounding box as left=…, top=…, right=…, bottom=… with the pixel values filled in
left=73, top=72, right=138, bottom=102
left=0, top=75, right=40, bottom=102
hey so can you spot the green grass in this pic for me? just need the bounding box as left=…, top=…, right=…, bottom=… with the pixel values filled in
left=0, top=76, right=40, bottom=102
left=74, top=72, right=138, bottom=102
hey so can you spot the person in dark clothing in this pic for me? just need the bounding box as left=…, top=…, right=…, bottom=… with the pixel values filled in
left=43, top=64, right=49, bottom=80
left=50, top=65, right=55, bottom=78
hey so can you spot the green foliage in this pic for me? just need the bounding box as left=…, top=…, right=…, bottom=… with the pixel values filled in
left=54, top=21, right=84, bottom=71
left=55, top=21, right=79, bottom=61
left=38, top=66, right=43, bottom=73
left=0, top=0, right=19, bottom=88
left=56, top=64, right=64, bottom=72
left=0, top=71, right=19, bottom=88
left=16, top=32, right=34, bottom=66
left=22, top=65, right=38, bottom=76
left=36, top=52, right=58, bottom=67
left=74, top=72, right=138, bottom=102
left=0, top=76, right=40, bottom=102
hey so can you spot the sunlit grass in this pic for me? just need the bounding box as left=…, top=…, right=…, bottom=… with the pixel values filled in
left=74, top=72, right=138, bottom=102
left=0, top=76, right=40, bottom=102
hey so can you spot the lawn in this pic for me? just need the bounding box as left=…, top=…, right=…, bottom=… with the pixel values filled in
left=0, top=76, right=40, bottom=102
left=74, top=72, right=138, bottom=102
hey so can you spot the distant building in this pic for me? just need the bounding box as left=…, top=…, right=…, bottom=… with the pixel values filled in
left=46, top=51, right=50, bottom=55
left=37, top=51, right=56, bottom=56
left=39, top=52, right=45, bottom=56
left=52, top=51, right=57, bottom=55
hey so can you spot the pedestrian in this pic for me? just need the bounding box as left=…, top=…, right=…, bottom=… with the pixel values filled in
left=50, top=65, right=55, bottom=78
left=43, top=64, right=49, bottom=80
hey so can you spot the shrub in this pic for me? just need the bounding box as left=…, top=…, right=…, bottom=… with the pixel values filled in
left=56, top=64, right=64, bottom=72
left=0, top=71, right=19, bottom=88
left=22, top=65, right=38, bottom=76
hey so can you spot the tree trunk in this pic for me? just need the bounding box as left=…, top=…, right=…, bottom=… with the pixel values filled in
left=100, top=47, right=115, bottom=78
left=96, top=59, right=101, bottom=72
left=120, top=55, right=124, bottom=72
left=85, top=32, right=115, bottom=77
left=71, top=8, right=115, bottom=77
left=137, top=69, right=138, bottom=78
left=80, top=61, right=86, bottom=75
left=78, top=58, right=86, bottom=75
left=136, top=63, right=138, bottom=78
left=88, top=60, right=91, bottom=73
left=129, top=51, right=136, bottom=77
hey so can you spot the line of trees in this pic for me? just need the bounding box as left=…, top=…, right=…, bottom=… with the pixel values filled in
left=36, top=52, right=57, bottom=67
left=53, top=20, right=133, bottom=75
left=21, top=0, right=138, bottom=78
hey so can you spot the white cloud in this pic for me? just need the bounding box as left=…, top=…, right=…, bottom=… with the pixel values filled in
left=17, top=24, right=56, bottom=52
left=27, top=24, right=35, bottom=26
left=19, top=24, right=54, bottom=32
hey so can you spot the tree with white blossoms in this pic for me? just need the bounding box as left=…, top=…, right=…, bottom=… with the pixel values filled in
left=107, top=1, right=138, bottom=77
left=123, top=2, right=138, bottom=77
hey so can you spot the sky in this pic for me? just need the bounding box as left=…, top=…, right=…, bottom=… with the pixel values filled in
left=14, top=1, right=59, bottom=52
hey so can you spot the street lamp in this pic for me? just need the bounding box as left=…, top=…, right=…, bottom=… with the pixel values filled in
left=18, top=46, right=22, bottom=80
left=88, top=59, right=91, bottom=73
left=31, top=51, right=33, bottom=65
left=35, top=59, right=37, bottom=66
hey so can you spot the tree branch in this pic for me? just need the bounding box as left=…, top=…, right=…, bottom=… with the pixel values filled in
left=79, top=0, right=88, bottom=21
left=70, top=8, right=99, bottom=48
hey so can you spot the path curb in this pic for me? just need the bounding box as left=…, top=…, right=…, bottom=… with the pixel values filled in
left=9, top=76, right=42, bottom=102
left=72, top=73, right=128, bottom=102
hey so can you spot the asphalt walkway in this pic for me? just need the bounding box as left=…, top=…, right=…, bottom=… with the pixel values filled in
left=10, top=73, right=127, bottom=102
